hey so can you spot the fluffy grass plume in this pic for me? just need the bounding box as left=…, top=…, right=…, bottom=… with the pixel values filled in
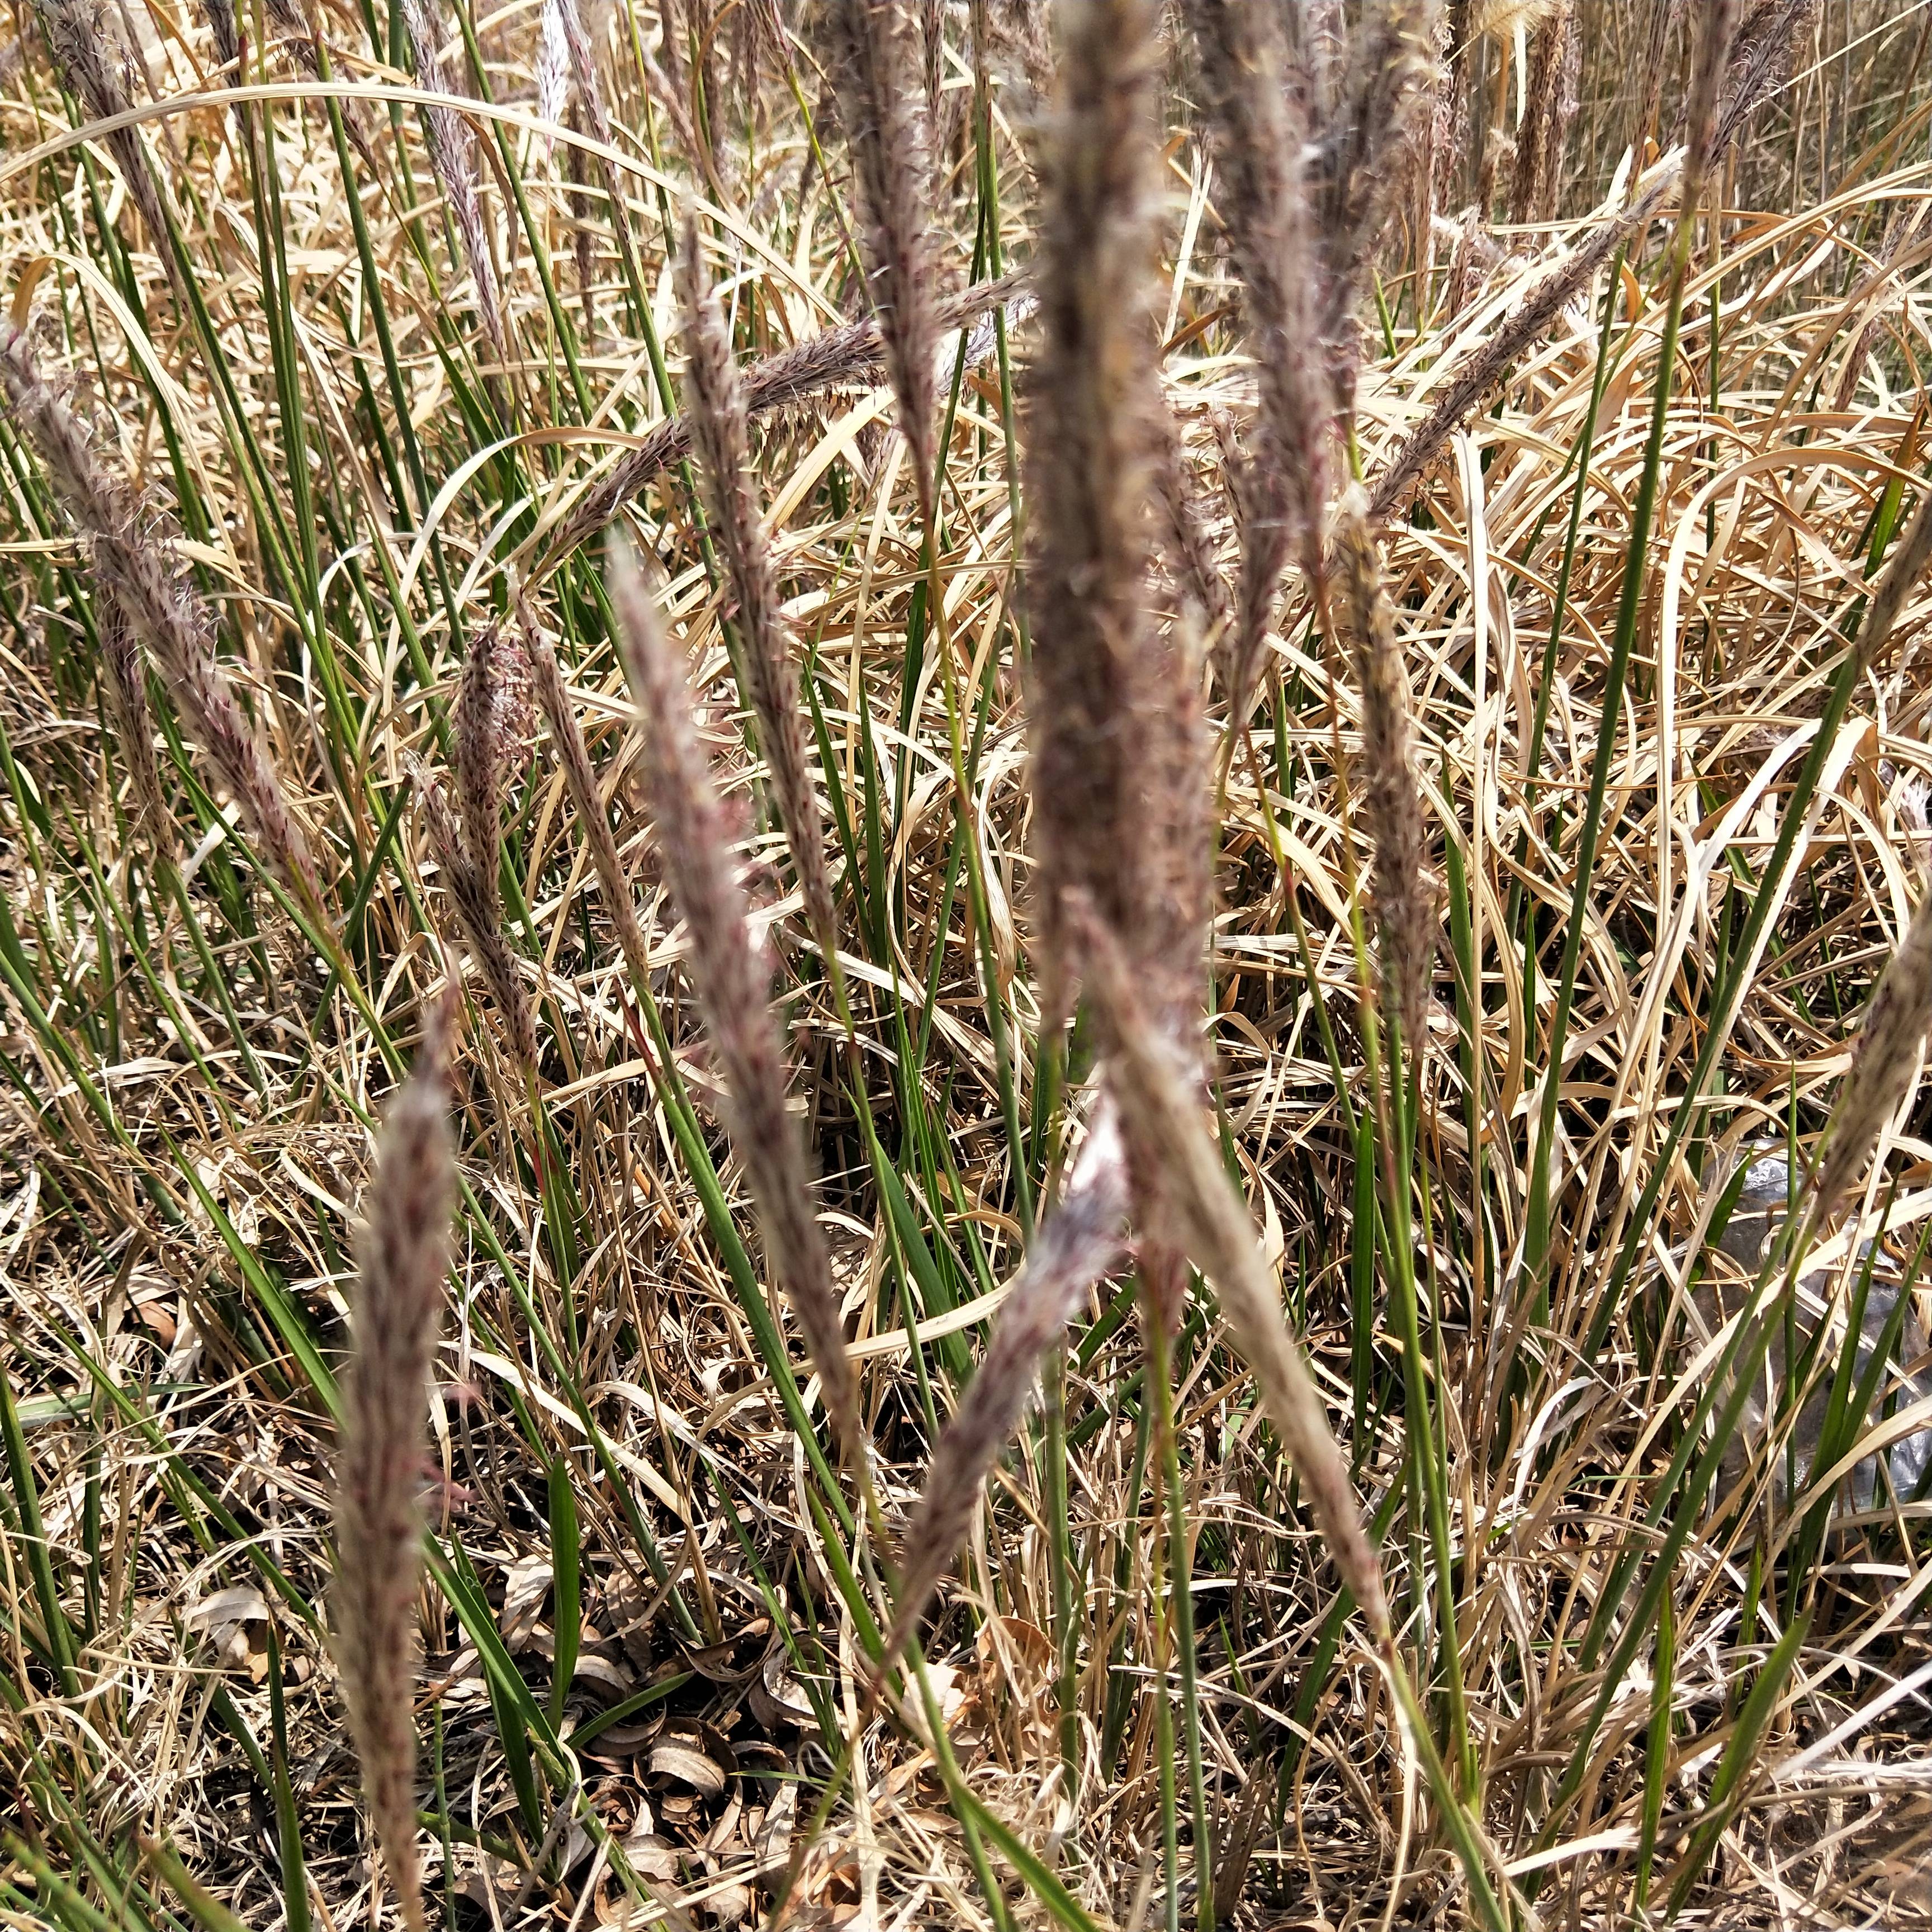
left=1181, top=0, right=1328, bottom=715
left=537, top=271, right=1022, bottom=575
left=815, top=0, right=940, bottom=524
left=332, top=1003, right=458, bottom=1932
left=426, top=623, right=540, bottom=1079
left=1022, top=0, right=1168, bottom=1021
left=1336, top=485, right=1431, bottom=1055
left=32, top=0, right=182, bottom=303
left=0, top=317, right=321, bottom=915
left=675, top=216, right=840, bottom=967
left=399, top=0, right=506, bottom=371
left=608, top=539, right=861, bottom=1455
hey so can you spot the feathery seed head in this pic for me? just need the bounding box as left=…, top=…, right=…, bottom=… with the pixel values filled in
left=97, top=592, right=176, bottom=864
left=608, top=540, right=861, bottom=1456
left=1151, top=402, right=1233, bottom=651
left=0, top=319, right=321, bottom=909
left=1022, top=0, right=1174, bottom=1027
left=1309, top=1, right=1441, bottom=424
left=537, top=0, right=571, bottom=146
left=333, top=1007, right=458, bottom=1932
left=1813, top=886, right=1932, bottom=1217
left=418, top=751, right=539, bottom=1081
left=1680, top=0, right=1741, bottom=215
left=399, top=0, right=507, bottom=368
left=675, top=216, right=840, bottom=965
left=1336, top=485, right=1431, bottom=1057
left=816, top=0, right=941, bottom=524
left=453, top=622, right=529, bottom=913
left=1182, top=0, right=1330, bottom=716
left=34, top=0, right=175, bottom=262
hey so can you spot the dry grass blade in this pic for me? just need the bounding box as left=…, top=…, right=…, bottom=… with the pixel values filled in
left=332, top=1002, right=458, bottom=1932
left=608, top=539, right=861, bottom=1455
left=1073, top=898, right=1390, bottom=1642
left=675, top=216, right=839, bottom=967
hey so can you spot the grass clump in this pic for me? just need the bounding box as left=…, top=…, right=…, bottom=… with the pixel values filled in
left=4, top=3, right=1932, bottom=1929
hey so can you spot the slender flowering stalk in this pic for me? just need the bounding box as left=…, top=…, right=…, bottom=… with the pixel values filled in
left=537, top=0, right=571, bottom=139
left=453, top=622, right=529, bottom=917
left=816, top=0, right=940, bottom=524
left=879, top=1104, right=1128, bottom=1678
left=1026, top=0, right=1209, bottom=1340
left=333, top=1006, right=458, bottom=1932
left=1336, top=486, right=1429, bottom=1056
left=1181, top=0, right=1328, bottom=717
left=96, top=591, right=176, bottom=865
left=1374, top=6, right=1813, bottom=522
left=519, top=599, right=652, bottom=992
left=608, top=541, right=861, bottom=1456
left=1022, top=0, right=1167, bottom=1023
left=419, top=770, right=539, bottom=1080
left=1371, top=161, right=1678, bottom=518
left=1509, top=1, right=1579, bottom=225
left=552, top=0, right=645, bottom=308
left=1308, top=1, right=1441, bottom=425
left=1073, top=898, right=1390, bottom=1642
left=1713, top=0, right=1819, bottom=158
left=34, top=0, right=184, bottom=305
left=399, top=0, right=508, bottom=372
left=675, top=219, right=840, bottom=968
left=422, top=626, right=540, bottom=1080
left=201, top=0, right=239, bottom=75
left=1680, top=0, right=1742, bottom=219
left=1151, top=403, right=1233, bottom=649
left=537, top=271, right=1024, bottom=575
left=1812, top=884, right=1932, bottom=1217
left=0, top=320, right=322, bottom=913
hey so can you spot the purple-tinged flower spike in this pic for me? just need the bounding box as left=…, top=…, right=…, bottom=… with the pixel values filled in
left=608, top=540, right=863, bottom=1459
left=333, top=1001, right=458, bottom=1932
